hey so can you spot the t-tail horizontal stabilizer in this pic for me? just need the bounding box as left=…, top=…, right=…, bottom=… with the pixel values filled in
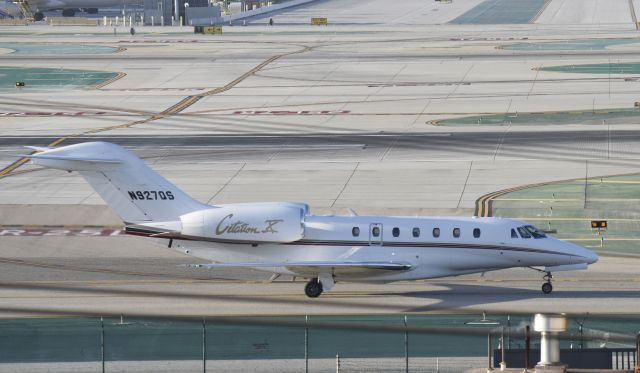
left=21, top=152, right=123, bottom=171
left=21, top=142, right=208, bottom=223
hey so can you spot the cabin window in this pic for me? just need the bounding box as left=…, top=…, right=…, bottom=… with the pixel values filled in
left=511, top=228, right=518, bottom=238
left=453, top=228, right=460, bottom=238
left=372, top=226, right=380, bottom=237
left=392, top=227, right=400, bottom=237
left=517, top=227, right=531, bottom=238
left=412, top=227, right=420, bottom=238
left=473, top=228, right=481, bottom=238
left=352, top=227, right=360, bottom=237
left=432, top=227, right=440, bottom=238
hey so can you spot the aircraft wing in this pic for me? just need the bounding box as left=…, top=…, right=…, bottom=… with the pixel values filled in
left=187, top=261, right=411, bottom=277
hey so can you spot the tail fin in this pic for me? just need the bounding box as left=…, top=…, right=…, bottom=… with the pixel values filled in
left=25, top=142, right=208, bottom=223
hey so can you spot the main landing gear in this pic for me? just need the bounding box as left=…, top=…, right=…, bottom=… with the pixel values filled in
left=304, top=278, right=323, bottom=298
left=34, top=12, right=44, bottom=21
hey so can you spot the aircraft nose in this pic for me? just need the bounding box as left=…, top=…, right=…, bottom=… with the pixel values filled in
left=584, top=248, right=599, bottom=264
left=569, top=242, right=598, bottom=264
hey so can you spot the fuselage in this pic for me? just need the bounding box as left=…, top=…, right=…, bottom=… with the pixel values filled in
left=159, top=214, right=597, bottom=282
left=0, top=0, right=20, bottom=17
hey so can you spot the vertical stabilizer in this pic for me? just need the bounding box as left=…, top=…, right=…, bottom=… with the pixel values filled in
left=26, top=142, right=208, bottom=223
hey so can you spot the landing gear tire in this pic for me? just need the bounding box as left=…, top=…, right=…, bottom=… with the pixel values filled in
left=529, top=267, right=554, bottom=294
left=62, top=9, right=75, bottom=17
left=34, top=12, right=44, bottom=21
left=304, top=279, right=323, bottom=298
left=541, top=271, right=553, bottom=294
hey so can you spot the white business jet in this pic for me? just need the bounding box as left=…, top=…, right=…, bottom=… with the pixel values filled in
left=23, top=142, right=598, bottom=298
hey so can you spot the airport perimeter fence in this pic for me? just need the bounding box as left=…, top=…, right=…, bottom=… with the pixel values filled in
left=0, top=314, right=636, bottom=373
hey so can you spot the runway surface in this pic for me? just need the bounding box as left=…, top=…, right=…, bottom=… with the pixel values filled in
left=0, top=233, right=638, bottom=317
left=2, top=129, right=640, bottom=163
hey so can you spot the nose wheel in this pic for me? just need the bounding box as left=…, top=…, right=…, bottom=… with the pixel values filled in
left=304, top=278, right=323, bottom=298
left=528, top=267, right=554, bottom=294
left=542, top=272, right=553, bottom=294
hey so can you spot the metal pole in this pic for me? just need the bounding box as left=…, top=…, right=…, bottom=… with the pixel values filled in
left=174, top=0, right=179, bottom=22
left=507, top=315, right=511, bottom=349
left=100, top=317, right=105, bottom=373
left=584, top=160, right=588, bottom=209
left=500, top=327, right=506, bottom=371
left=487, top=332, right=493, bottom=371
left=305, top=315, right=309, bottom=373
left=202, top=317, right=207, bottom=373
left=635, top=332, right=640, bottom=373
left=579, top=323, right=583, bottom=349
left=524, top=325, right=531, bottom=371
left=336, top=354, right=340, bottom=373
left=404, top=315, right=409, bottom=373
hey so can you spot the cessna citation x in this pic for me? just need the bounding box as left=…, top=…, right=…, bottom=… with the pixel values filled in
left=23, top=142, right=598, bottom=298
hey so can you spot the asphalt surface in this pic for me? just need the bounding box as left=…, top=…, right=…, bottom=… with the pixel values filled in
left=1, top=130, right=639, bottom=162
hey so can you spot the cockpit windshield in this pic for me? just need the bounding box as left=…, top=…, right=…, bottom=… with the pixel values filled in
left=517, top=227, right=531, bottom=238
left=514, top=225, right=546, bottom=239
left=524, top=225, right=546, bottom=238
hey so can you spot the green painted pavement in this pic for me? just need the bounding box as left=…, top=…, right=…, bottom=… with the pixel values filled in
left=503, top=38, right=640, bottom=51
left=491, top=174, right=640, bottom=256
left=541, top=63, right=640, bottom=74
left=450, top=0, right=548, bottom=24
left=0, top=67, right=118, bottom=90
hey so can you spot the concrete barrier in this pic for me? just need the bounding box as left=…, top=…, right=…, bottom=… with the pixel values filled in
left=49, top=17, right=98, bottom=26
left=0, top=19, right=29, bottom=25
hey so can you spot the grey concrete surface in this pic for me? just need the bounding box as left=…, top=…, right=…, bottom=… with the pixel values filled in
left=0, top=232, right=638, bottom=317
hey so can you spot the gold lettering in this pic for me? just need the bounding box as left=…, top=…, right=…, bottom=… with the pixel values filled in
left=216, top=215, right=284, bottom=236
left=215, top=214, right=234, bottom=235
left=262, top=219, right=283, bottom=233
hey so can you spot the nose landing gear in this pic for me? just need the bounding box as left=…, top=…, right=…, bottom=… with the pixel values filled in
left=528, top=267, right=554, bottom=294
left=304, top=278, right=323, bottom=298
left=542, top=271, right=553, bottom=294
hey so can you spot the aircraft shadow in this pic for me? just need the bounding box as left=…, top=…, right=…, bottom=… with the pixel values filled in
left=384, top=283, right=640, bottom=313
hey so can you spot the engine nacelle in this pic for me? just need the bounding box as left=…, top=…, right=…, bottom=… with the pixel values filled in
left=180, top=202, right=307, bottom=243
